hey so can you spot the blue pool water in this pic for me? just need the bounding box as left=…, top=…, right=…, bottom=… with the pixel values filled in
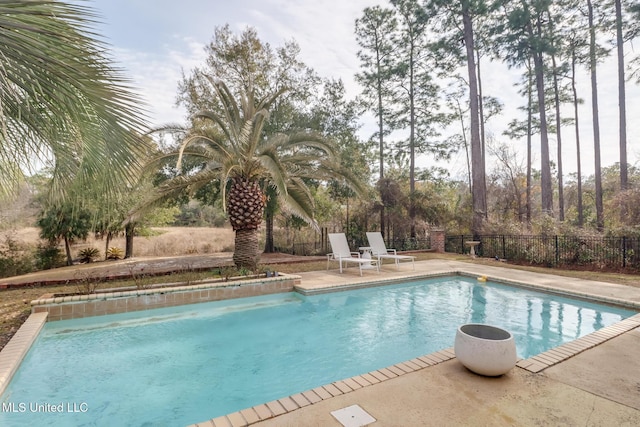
left=0, top=276, right=635, bottom=427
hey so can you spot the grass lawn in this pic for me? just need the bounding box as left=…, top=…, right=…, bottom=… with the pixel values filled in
left=1, top=252, right=638, bottom=351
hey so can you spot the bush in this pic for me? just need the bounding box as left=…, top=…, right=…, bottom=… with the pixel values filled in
left=0, top=235, right=34, bottom=278
left=34, top=243, right=65, bottom=271
left=106, top=247, right=124, bottom=260
left=78, top=247, right=100, bottom=263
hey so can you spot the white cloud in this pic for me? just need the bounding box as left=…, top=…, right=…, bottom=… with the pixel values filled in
left=108, top=36, right=206, bottom=127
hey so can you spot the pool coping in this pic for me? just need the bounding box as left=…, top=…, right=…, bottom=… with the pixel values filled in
left=0, top=312, right=48, bottom=397
left=1, top=262, right=638, bottom=425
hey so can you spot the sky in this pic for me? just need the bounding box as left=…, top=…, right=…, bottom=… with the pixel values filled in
left=86, top=0, right=640, bottom=180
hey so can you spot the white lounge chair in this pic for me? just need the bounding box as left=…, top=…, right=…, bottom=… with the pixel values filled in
left=366, top=232, right=415, bottom=270
left=327, top=233, right=379, bottom=276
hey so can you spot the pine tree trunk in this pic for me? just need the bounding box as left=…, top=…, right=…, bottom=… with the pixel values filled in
left=588, top=0, right=604, bottom=231
left=463, top=6, right=485, bottom=236
left=616, top=0, right=628, bottom=220
left=378, top=61, right=386, bottom=238
left=526, top=59, right=533, bottom=226
left=476, top=48, right=488, bottom=220
left=552, top=53, right=564, bottom=221
left=408, top=44, right=416, bottom=239
left=571, top=47, right=584, bottom=228
left=531, top=20, right=553, bottom=216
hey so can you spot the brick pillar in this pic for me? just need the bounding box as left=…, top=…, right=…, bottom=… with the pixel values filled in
left=431, top=228, right=445, bottom=253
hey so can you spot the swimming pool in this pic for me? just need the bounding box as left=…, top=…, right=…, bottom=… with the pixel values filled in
left=0, top=276, right=635, bottom=426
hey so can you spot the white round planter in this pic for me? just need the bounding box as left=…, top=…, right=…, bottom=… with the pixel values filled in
left=454, top=324, right=517, bottom=376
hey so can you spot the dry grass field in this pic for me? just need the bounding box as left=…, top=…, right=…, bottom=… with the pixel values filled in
left=2, top=226, right=236, bottom=259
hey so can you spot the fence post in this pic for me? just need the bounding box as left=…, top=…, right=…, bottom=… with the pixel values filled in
left=502, top=235, right=506, bottom=259
left=431, top=229, right=445, bottom=253
left=555, top=235, right=559, bottom=265
left=623, top=236, right=627, bottom=268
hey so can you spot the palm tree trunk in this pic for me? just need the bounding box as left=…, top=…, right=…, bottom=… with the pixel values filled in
left=64, top=237, right=73, bottom=266
left=104, top=232, right=112, bottom=261
left=228, top=177, right=265, bottom=269
left=233, top=228, right=260, bottom=270
left=125, top=223, right=134, bottom=259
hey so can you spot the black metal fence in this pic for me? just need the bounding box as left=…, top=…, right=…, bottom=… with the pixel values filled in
left=274, top=234, right=432, bottom=256
left=446, top=235, right=640, bottom=270
left=274, top=241, right=327, bottom=256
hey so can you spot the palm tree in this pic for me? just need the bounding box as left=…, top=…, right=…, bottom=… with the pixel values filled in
left=0, top=1, right=148, bottom=201
left=136, top=79, right=362, bottom=269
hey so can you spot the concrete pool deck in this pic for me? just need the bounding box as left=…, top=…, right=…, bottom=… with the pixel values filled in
left=195, top=259, right=640, bottom=427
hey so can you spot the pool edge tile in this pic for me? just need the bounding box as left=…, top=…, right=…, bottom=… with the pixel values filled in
left=290, top=393, right=312, bottom=408
left=211, top=415, right=232, bottom=427
left=301, top=389, right=323, bottom=404
left=351, top=375, right=372, bottom=387
left=239, top=408, right=260, bottom=424
left=0, top=311, right=48, bottom=397
left=264, top=400, right=287, bottom=416
left=322, top=383, right=343, bottom=397
left=311, top=386, right=333, bottom=400
left=226, top=411, right=248, bottom=427
left=251, top=404, right=273, bottom=420
left=333, top=380, right=354, bottom=394
left=276, top=396, right=299, bottom=413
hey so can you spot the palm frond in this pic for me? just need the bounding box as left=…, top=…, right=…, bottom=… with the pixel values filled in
left=257, top=151, right=288, bottom=196
left=127, top=168, right=220, bottom=223
left=0, top=1, right=150, bottom=199
left=279, top=177, right=319, bottom=231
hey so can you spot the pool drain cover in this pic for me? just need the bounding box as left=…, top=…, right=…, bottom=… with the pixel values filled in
left=330, top=404, right=376, bottom=426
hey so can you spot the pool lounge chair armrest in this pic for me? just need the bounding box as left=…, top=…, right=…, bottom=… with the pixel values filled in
left=327, top=253, right=362, bottom=260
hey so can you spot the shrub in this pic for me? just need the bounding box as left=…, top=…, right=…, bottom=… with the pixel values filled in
left=74, top=271, right=101, bottom=294
left=0, top=235, right=34, bottom=278
left=78, top=247, right=100, bottom=263
left=106, top=247, right=124, bottom=260
left=129, top=266, right=152, bottom=289
left=34, top=243, right=64, bottom=270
